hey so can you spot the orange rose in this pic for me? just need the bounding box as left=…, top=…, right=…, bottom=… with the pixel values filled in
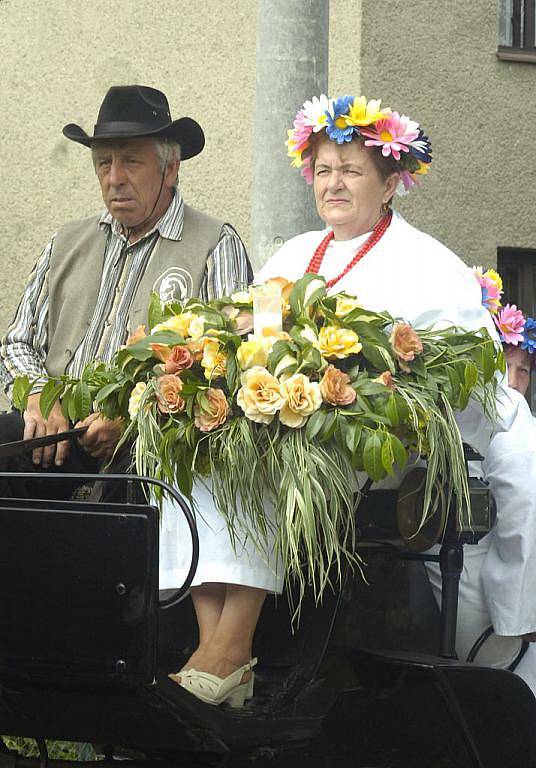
left=156, top=374, right=186, bottom=414
left=194, top=388, right=229, bottom=432
left=165, top=345, right=193, bottom=374
left=320, top=365, right=356, bottom=406
left=373, top=371, right=395, bottom=390
left=127, top=324, right=147, bottom=346
left=390, top=323, right=423, bottom=372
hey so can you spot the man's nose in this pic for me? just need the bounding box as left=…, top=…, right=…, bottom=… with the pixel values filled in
left=108, top=158, right=126, bottom=186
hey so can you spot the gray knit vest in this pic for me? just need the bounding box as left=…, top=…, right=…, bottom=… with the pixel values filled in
left=45, top=205, right=223, bottom=377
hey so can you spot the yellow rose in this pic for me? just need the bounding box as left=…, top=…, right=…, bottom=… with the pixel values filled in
left=128, top=382, right=148, bottom=419
left=236, top=339, right=269, bottom=370
left=318, top=326, right=362, bottom=359
left=151, top=311, right=197, bottom=337
left=279, top=373, right=322, bottom=428
left=201, top=339, right=227, bottom=380
left=188, top=315, right=206, bottom=341
left=236, top=366, right=285, bottom=424
left=335, top=296, right=362, bottom=317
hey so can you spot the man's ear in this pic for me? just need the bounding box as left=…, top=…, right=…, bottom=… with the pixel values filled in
left=165, top=159, right=180, bottom=188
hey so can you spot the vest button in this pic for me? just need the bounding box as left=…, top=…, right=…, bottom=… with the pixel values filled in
left=65, top=349, right=72, bottom=357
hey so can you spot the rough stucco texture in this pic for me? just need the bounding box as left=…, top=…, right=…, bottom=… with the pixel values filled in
left=0, top=0, right=256, bottom=337
left=360, top=0, right=536, bottom=268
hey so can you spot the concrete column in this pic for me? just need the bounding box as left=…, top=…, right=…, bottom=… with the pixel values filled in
left=250, top=0, right=329, bottom=270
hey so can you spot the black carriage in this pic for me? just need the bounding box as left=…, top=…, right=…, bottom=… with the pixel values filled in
left=0, top=449, right=535, bottom=768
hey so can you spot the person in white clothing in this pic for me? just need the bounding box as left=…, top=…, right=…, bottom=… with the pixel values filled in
left=426, top=301, right=536, bottom=694
left=258, top=94, right=536, bottom=692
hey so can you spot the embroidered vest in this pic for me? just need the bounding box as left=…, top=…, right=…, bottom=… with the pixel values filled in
left=45, top=205, right=223, bottom=377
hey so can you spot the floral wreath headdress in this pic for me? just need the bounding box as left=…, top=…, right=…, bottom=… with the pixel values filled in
left=473, top=266, right=536, bottom=356
left=286, top=94, right=432, bottom=193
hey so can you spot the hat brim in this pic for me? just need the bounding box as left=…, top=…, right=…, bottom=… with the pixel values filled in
left=62, top=116, right=205, bottom=160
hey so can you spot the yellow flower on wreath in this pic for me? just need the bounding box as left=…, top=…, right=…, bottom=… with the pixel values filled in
left=318, top=325, right=362, bottom=359
left=279, top=372, right=322, bottom=428
left=335, top=296, right=362, bottom=318
left=344, top=97, right=386, bottom=127
left=236, top=339, right=269, bottom=370
left=152, top=311, right=198, bottom=338
left=237, top=366, right=285, bottom=424
left=128, top=382, right=148, bottom=419
left=201, top=339, right=227, bottom=379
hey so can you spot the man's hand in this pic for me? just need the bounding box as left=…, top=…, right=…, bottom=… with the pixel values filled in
left=76, top=413, right=123, bottom=461
left=23, top=393, right=70, bottom=468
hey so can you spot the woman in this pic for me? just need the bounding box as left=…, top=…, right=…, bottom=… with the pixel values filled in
left=258, top=94, right=536, bottom=692
left=494, top=303, right=535, bottom=396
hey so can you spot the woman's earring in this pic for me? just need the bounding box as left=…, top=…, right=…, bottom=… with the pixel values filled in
left=382, top=202, right=390, bottom=214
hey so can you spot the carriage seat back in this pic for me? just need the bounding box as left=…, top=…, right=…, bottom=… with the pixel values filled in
left=0, top=497, right=159, bottom=688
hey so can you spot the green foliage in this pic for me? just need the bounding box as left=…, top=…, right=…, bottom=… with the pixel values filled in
left=10, top=276, right=503, bottom=607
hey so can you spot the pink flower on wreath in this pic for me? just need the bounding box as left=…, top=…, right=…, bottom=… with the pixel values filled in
left=301, top=156, right=314, bottom=184
left=287, top=110, right=314, bottom=156
left=360, top=112, right=420, bottom=161
left=494, top=304, right=526, bottom=345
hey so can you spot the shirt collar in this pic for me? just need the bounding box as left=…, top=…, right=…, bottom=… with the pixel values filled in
left=98, top=187, right=185, bottom=242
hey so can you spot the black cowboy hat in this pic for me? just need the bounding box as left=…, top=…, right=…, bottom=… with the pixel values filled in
left=62, top=85, right=205, bottom=160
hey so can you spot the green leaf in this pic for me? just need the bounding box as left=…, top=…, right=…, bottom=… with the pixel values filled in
left=464, top=361, right=479, bottom=392
left=73, top=381, right=92, bottom=420
left=319, top=409, right=338, bottom=441
left=39, top=380, right=65, bottom=420
left=380, top=433, right=395, bottom=475
left=147, top=291, right=164, bottom=330
left=94, top=381, right=123, bottom=405
left=386, top=393, right=406, bottom=427
left=363, top=431, right=386, bottom=482
left=305, top=409, right=326, bottom=441
left=361, top=341, right=396, bottom=373
left=12, top=376, right=32, bottom=412
left=344, top=420, right=362, bottom=454
left=225, top=352, right=240, bottom=395
left=390, top=433, right=408, bottom=469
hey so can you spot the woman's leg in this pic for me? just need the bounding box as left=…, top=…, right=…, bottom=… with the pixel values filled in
left=171, top=583, right=267, bottom=683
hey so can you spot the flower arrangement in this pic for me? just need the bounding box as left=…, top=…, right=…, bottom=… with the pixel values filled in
left=286, top=94, right=432, bottom=192
left=13, top=275, right=502, bottom=602
left=473, top=266, right=536, bottom=354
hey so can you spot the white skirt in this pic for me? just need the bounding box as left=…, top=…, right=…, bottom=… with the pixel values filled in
left=158, top=477, right=284, bottom=593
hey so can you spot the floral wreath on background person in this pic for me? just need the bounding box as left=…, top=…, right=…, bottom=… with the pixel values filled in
left=473, top=266, right=536, bottom=359
left=286, top=94, right=432, bottom=192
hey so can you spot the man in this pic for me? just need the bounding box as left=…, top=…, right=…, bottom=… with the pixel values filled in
left=0, top=85, right=251, bottom=496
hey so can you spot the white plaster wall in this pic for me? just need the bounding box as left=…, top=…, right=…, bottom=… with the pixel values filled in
left=0, top=0, right=257, bottom=336
left=360, top=0, right=536, bottom=268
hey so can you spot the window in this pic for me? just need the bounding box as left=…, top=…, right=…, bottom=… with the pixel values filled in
left=498, top=0, right=536, bottom=61
left=498, top=247, right=536, bottom=409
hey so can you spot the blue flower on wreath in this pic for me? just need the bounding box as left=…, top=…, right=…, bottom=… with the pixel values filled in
left=325, top=95, right=355, bottom=144
left=408, top=130, right=433, bottom=163
left=521, top=316, right=536, bottom=354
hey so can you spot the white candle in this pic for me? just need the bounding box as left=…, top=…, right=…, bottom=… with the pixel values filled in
left=252, top=283, right=283, bottom=336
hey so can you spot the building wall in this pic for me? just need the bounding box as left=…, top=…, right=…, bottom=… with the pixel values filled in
left=360, top=0, right=536, bottom=268
left=0, top=0, right=258, bottom=335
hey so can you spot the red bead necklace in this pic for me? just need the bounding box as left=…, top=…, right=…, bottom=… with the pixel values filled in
left=305, top=210, right=392, bottom=289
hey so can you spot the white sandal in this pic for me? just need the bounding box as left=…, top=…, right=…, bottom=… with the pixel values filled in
left=170, top=658, right=258, bottom=708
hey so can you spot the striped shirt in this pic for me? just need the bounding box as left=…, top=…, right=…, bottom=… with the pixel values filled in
left=0, top=190, right=251, bottom=397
